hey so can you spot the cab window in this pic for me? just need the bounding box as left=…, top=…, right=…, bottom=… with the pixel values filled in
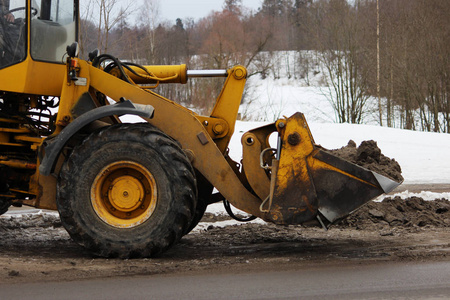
left=31, top=0, right=77, bottom=62
left=0, top=0, right=27, bottom=68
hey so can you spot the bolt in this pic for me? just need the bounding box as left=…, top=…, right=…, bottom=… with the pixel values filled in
left=287, top=132, right=301, bottom=146
left=278, top=122, right=285, bottom=128
left=123, top=191, right=129, bottom=197
left=235, top=69, right=243, bottom=79
left=213, top=123, right=224, bottom=135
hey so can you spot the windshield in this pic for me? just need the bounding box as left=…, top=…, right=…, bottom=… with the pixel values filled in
left=30, top=0, right=77, bottom=62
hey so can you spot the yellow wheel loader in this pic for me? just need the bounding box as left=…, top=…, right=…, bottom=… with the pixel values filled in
left=0, top=0, right=401, bottom=257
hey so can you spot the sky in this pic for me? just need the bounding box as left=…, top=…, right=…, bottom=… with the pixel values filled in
left=159, top=0, right=263, bottom=22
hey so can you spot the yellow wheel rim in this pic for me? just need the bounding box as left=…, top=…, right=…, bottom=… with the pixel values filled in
left=91, top=161, right=157, bottom=228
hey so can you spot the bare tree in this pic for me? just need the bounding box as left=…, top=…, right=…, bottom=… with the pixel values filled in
left=79, top=1, right=97, bottom=58
left=88, top=0, right=134, bottom=54
left=310, top=0, right=371, bottom=123
left=373, top=0, right=449, bottom=132
left=139, top=0, right=160, bottom=64
left=376, top=0, right=382, bottom=125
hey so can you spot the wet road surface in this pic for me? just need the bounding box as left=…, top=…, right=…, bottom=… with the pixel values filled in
left=1, top=260, right=449, bottom=299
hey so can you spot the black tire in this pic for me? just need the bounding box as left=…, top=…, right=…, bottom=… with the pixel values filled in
left=183, top=171, right=212, bottom=235
left=57, top=123, right=196, bottom=258
left=0, top=199, right=10, bottom=215
left=0, top=169, right=10, bottom=215
left=185, top=196, right=207, bottom=234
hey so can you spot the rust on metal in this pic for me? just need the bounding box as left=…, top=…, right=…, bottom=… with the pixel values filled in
left=263, top=113, right=400, bottom=225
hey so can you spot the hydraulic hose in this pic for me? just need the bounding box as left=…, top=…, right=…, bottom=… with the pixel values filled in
left=223, top=199, right=257, bottom=222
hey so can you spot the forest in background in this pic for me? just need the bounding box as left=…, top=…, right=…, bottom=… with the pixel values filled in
left=79, top=0, right=450, bottom=133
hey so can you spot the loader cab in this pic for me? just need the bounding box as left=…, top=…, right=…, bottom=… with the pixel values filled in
left=0, top=0, right=77, bottom=67
left=0, top=0, right=78, bottom=95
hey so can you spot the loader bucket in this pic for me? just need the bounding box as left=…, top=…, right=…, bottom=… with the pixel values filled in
left=258, top=113, right=401, bottom=225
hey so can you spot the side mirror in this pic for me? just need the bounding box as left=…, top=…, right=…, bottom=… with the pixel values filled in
left=88, top=49, right=99, bottom=62
left=66, top=42, right=79, bottom=58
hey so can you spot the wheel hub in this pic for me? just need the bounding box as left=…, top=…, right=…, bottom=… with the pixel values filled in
left=91, top=161, right=157, bottom=228
left=109, top=175, right=144, bottom=212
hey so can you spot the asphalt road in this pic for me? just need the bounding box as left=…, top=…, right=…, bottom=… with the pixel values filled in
left=1, top=261, right=449, bottom=300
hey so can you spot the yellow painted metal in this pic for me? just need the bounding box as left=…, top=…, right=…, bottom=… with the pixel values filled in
left=109, top=175, right=144, bottom=212
left=262, top=113, right=393, bottom=225
left=1, top=53, right=263, bottom=218
left=0, top=142, right=26, bottom=147
left=53, top=58, right=90, bottom=133
left=241, top=123, right=277, bottom=200
left=0, top=159, right=36, bottom=169
left=0, top=2, right=254, bottom=216
left=83, top=63, right=264, bottom=218
left=13, top=135, right=44, bottom=143
left=36, top=155, right=65, bottom=210
left=0, top=118, right=20, bottom=123
left=195, top=116, right=229, bottom=139
left=2, top=40, right=260, bottom=217
left=0, top=26, right=66, bottom=95
left=0, top=0, right=67, bottom=96
left=0, top=132, right=9, bottom=143
left=209, top=66, right=247, bottom=153
left=0, top=54, right=66, bottom=97
left=9, top=188, right=32, bottom=195
left=0, top=193, right=15, bottom=198
left=273, top=115, right=315, bottom=193
left=0, top=1, right=398, bottom=225
left=90, top=161, right=158, bottom=228
left=0, top=127, right=32, bottom=133
left=264, top=113, right=319, bottom=224
left=124, top=64, right=188, bottom=84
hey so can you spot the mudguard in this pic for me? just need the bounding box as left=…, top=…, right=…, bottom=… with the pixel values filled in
left=39, top=99, right=154, bottom=176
